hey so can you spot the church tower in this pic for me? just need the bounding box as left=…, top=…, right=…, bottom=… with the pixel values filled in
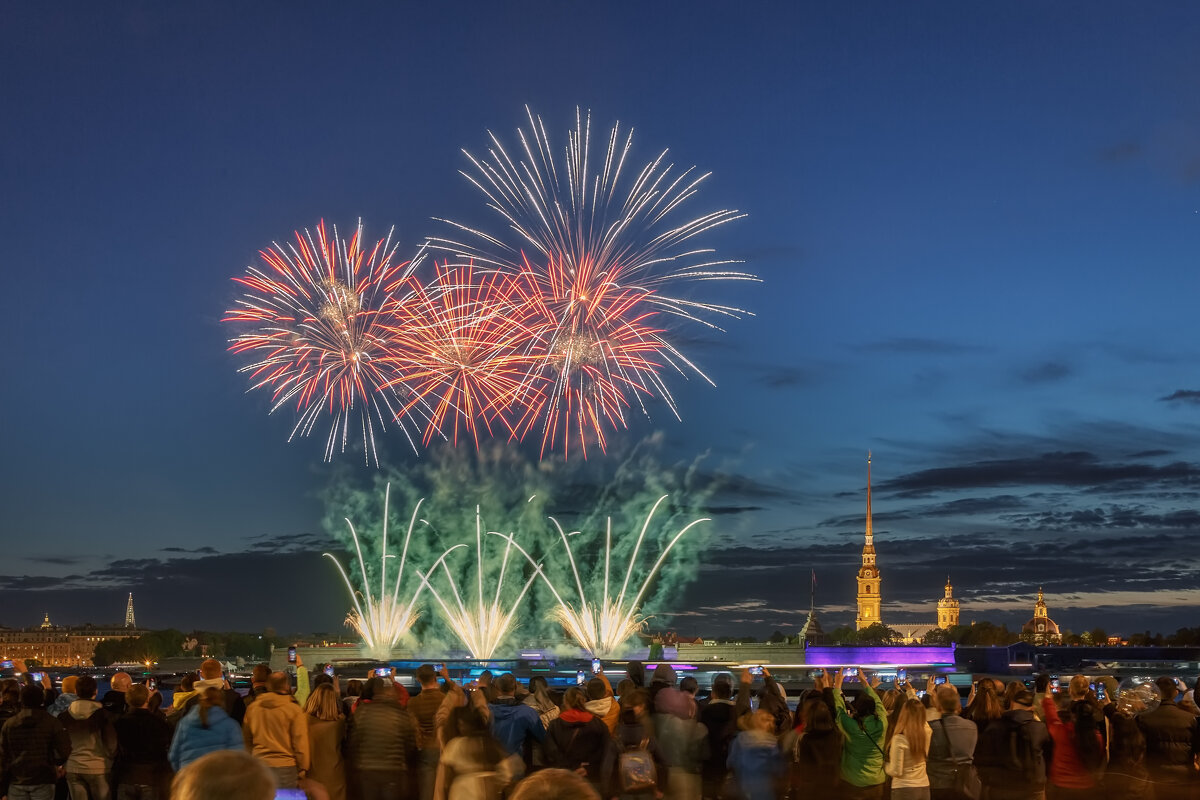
left=937, top=576, right=960, bottom=629
left=855, top=453, right=882, bottom=630
left=125, top=593, right=136, bottom=629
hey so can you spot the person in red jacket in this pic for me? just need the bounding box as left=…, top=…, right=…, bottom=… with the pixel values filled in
left=1040, top=676, right=1104, bottom=798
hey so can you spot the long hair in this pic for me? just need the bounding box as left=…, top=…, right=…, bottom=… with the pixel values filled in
left=197, top=687, right=223, bottom=729
left=304, top=684, right=343, bottom=722
left=965, top=683, right=1003, bottom=723
left=449, top=705, right=504, bottom=767
left=562, top=687, right=588, bottom=712
left=1003, top=681, right=1023, bottom=709
left=526, top=675, right=554, bottom=710
left=1107, top=712, right=1146, bottom=765
left=1069, top=700, right=1104, bottom=770
left=893, top=698, right=928, bottom=765
left=802, top=698, right=835, bottom=734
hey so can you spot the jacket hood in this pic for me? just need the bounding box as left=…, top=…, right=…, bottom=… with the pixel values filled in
left=16, top=708, right=50, bottom=727
left=254, top=692, right=297, bottom=710
left=584, top=697, right=612, bottom=717
left=560, top=708, right=594, bottom=724
left=68, top=699, right=103, bottom=719
left=651, top=663, right=677, bottom=685
left=194, top=677, right=225, bottom=693
left=654, top=686, right=694, bottom=720
left=626, top=661, right=645, bottom=687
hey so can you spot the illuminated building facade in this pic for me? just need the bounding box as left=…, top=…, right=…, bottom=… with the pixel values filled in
left=0, top=611, right=143, bottom=666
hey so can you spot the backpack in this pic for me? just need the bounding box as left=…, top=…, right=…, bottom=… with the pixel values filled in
left=618, top=738, right=657, bottom=794
left=1005, top=719, right=1038, bottom=782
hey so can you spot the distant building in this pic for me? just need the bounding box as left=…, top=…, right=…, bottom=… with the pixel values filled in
left=851, top=455, right=958, bottom=644
left=0, top=607, right=144, bottom=667
left=1021, top=587, right=1062, bottom=645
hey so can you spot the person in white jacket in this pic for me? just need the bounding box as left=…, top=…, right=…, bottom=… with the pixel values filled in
left=885, top=697, right=932, bottom=800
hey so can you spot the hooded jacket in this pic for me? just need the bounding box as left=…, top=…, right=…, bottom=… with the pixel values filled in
left=241, top=692, right=310, bottom=771
left=487, top=698, right=544, bottom=757
left=47, top=693, right=78, bottom=719
left=113, top=707, right=172, bottom=785
left=1137, top=700, right=1200, bottom=785
left=544, top=709, right=612, bottom=783
left=168, top=705, right=243, bottom=772
left=975, top=708, right=1050, bottom=791
left=0, top=707, right=72, bottom=786
left=648, top=664, right=677, bottom=713
left=58, top=699, right=115, bottom=775
left=345, top=696, right=417, bottom=773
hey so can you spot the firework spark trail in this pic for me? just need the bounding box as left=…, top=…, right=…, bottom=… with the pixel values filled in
left=505, top=495, right=709, bottom=657
left=417, top=506, right=542, bottom=659
left=322, top=486, right=460, bottom=661
left=380, top=261, right=543, bottom=448
left=224, top=220, right=422, bottom=465
left=429, top=107, right=757, bottom=458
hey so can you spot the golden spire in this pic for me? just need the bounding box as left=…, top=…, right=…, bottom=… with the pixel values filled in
left=865, top=451, right=873, bottom=547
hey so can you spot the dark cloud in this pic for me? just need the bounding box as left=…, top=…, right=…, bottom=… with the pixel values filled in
left=1019, top=361, right=1071, bottom=384
left=1127, top=450, right=1171, bottom=459
left=160, top=546, right=218, bottom=555
left=704, top=505, right=763, bottom=515
left=818, top=494, right=1026, bottom=528
left=879, top=451, right=1200, bottom=498
left=1159, top=389, right=1200, bottom=404
left=25, top=556, right=83, bottom=566
left=854, top=338, right=988, bottom=356
left=757, top=367, right=815, bottom=390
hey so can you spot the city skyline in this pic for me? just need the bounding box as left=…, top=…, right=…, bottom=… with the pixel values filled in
left=3, top=3, right=1200, bottom=638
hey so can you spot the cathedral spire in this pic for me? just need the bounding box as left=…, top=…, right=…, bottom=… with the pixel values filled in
left=856, top=453, right=881, bottom=630
left=125, top=593, right=136, bottom=628
left=865, top=451, right=873, bottom=546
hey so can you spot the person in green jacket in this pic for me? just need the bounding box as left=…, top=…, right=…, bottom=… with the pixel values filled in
left=832, top=667, right=888, bottom=799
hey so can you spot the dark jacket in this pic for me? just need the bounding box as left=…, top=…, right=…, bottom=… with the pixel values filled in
left=113, top=708, right=172, bottom=786
left=1137, top=701, right=1200, bottom=785
left=975, top=709, right=1051, bottom=792
left=0, top=708, right=72, bottom=787
left=782, top=725, right=842, bottom=797
left=699, top=700, right=737, bottom=784
left=544, top=709, right=612, bottom=783
left=606, top=718, right=668, bottom=797
left=346, top=697, right=418, bottom=773
left=101, top=690, right=127, bottom=718
left=926, top=713, right=978, bottom=790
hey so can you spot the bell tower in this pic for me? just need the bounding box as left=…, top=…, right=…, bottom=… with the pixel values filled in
left=856, top=453, right=882, bottom=630
left=937, top=576, right=960, bottom=629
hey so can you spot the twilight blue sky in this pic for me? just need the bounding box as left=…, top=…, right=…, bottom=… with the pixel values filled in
left=3, top=2, right=1199, bottom=637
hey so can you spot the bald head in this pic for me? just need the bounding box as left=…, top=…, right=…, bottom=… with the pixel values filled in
left=266, top=672, right=290, bottom=694
left=200, top=659, right=223, bottom=680
left=111, top=672, right=133, bottom=692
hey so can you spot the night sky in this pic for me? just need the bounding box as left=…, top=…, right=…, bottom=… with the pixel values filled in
left=4, top=3, right=1200, bottom=638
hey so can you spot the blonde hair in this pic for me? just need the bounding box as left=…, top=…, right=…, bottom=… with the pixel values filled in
left=740, top=708, right=774, bottom=733
left=893, top=698, right=928, bottom=764
left=172, top=750, right=274, bottom=800
left=304, top=683, right=343, bottom=722
left=1068, top=674, right=1090, bottom=700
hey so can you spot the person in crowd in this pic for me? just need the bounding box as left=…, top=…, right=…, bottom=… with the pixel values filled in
left=48, top=677, right=79, bottom=719
left=112, top=684, right=171, bottom=800
left=648, top=664, right=677, bottom=713
left=59, top=675, right=116, bottom=800
left=245, top=665, right=271, bottom=706
left=974, top=689, right=1050, bottom=800
left=1041, top=676, right=1103, bottom=798
left=781, top=687, right=842, bottom=800
left=926, top=684, right=977, bottom=800
left=241, top=671, right=309, bottom=790
left=726, top=709, right=783, bottom=800
left=832, top=668, right=887, bottom=799
left=345, top=677, right=418, bottom=800
left=1099, top=709, right=1151, bottom=799
left=341, top=679, right=363, bottom=717
left=409, top=665, right=447, bottom=800
left=507, top=768, right=600, bottom=800
left=170, top=676, right=198, bottom=716
left=614, top=679, right=636, bottom=702
left=476, top=672, right=496, bottom=705
left=606, top=689, right=667, bottom=800
left=521, top=676, right=560, bottom=732
left=168, top=688, right=243, bottom=773
left=101, top=674, right=132, bottom=718
left=886, top=698, right=931, bottom=800
left=964, top=680, right=1004, bottom=745
left=699, top=675, right=738, bottom=799
left=543, top=687, right=611, bottom=793
left=625, top=662, right=646, bottom=690
left=0, top=680, right=22, bottom=725
left=0, top=684, right=72, bottom=800
left=1137, top=676, right=1200, bottom=800
left=180, top=661, right=245, bottom=725
left=486, top=673, right=543, bottom=782
left=170, top=750, right=274, bottom=800
left=756, top=669, right=792, bottom=736
left=654, top=683, right=707, bottom=800
left=303, top=683, right=346, bottom=800
left=584, top=674, right=619, bottom=734
left=435, top=705, right=506, bottom=800
left=1002, top=681, right=1023, bottom=712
